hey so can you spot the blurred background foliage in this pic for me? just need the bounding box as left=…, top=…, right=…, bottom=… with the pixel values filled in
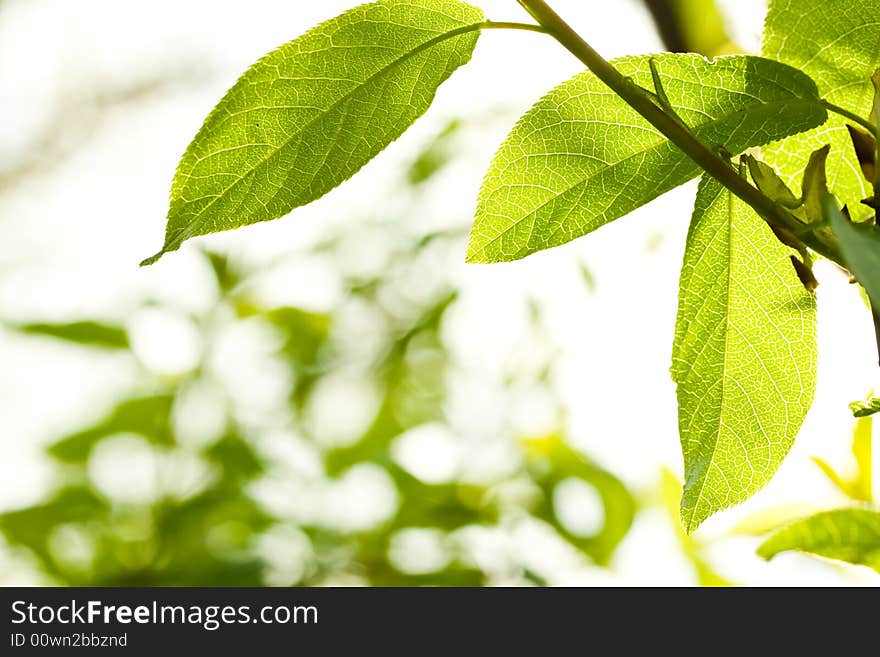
left=0, top=149, right=610, bottom=584
left=0, top=100, right=723, bottom=585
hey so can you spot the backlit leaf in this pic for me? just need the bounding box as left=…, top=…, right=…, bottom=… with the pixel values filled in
left=758, top=509, right=880, bottom=572
left=763, top=0, right=880, bottom=220
left=672, top=175, right=817, bottom=531
left=468, top=53, right=825, bottom=262
left=143, top=0, right=483, bottom=264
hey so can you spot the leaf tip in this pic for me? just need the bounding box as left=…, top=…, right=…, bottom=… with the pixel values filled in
left=464, top=243, right=488, bottom=264
left=679, top=501, right=704, bottom=535
left=139, top=251, right=165, bottom=267
left=140, top=236, right=182, bottom=267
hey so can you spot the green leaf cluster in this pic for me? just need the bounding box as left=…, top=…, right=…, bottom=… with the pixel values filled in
left=140, top=0, right=880, bottom=535
left=763, top=0, right=880, bottom=222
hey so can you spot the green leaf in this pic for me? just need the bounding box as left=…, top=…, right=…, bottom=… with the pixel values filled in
left=850, top=397, right=880, bottom=418
left=467, top=53, right=826, bottom=263
left=13, top=321, right=128, bottom=349
left=757, top=509, right=880, bottom=572
left=143, top=0, right=484, bottom=265
left=828, top=196, right=880, bottom=310
left=744, top=155, right=801, bottom=209
left=672, top=175, right=817, bottom=532
left=763, top=0, right=880, bottom=220
left=801, top=145, right=830, bottom=223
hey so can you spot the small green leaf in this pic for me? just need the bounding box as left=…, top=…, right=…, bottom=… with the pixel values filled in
left=13, top=321, right=128, bottom=349
left=827, top=195, right=880, bottom=309
left=144, top=0, right=484, bottom=264
left=744, top=155, right=801, bottom=209
left=801, top=145, right=829, bottom=223
left=850, top=397, right=880, bottom=418
left=672, top=175, right=817, bottom=532
left=468, top=53, right=826, bottom=263
left=757, top=509, right=880, bottom=572
left=763, top=0, right=880, bottom=220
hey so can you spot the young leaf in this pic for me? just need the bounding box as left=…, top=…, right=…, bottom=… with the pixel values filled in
left=672, top=175, right=817, bottom=532
left=744, top=155, right=801, bottom=209
left=143, top=0, right=484, bottom=265
left=467, top=53, right=826, bottom=263
left=801, top=145, right=830, bottom=223
left=850, top=397, right=880, bottom=418
left=827, top=196, right=880, bottom=310
left=763, top=0, right=880, bottom=220
left=757, top=509, right=880, bottom=573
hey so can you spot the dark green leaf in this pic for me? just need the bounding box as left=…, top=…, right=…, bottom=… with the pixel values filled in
left=850, top=397, right=880, bottom=418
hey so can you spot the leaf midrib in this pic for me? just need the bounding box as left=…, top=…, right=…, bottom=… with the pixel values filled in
left=683, top=183, right=733, bottom=531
